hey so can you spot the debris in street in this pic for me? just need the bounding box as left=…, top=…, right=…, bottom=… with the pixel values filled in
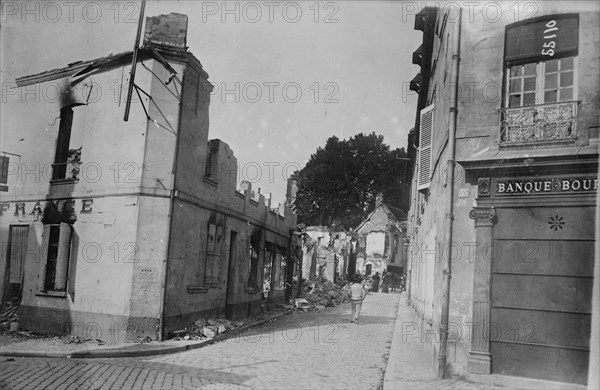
left=167, top=317, right=247, bottom=341
left=293, top=298, right=311, bottom=311
left=63, top=336, right=90, bottom=344
left=135, top=336, right=153, bottom=344
left=297, top=279, right=350, bottom=310
left=0, top=299, right=20, bottom=330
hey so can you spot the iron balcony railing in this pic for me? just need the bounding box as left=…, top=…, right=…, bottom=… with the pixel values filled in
left=499, top=101, right=578, bottom=145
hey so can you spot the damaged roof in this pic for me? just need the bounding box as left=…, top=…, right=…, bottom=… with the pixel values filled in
left=386, top=204, right=407, bottom=221
left=15, top=45, right=207, bottom=87
left=354, top=202, right=406, bottom=235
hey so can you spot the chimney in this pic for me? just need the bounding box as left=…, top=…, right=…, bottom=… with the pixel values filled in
left=144, top=13, right=188, bottom=51
left=240, top=180, right=251, bottom=194
left=286, top=178, right=298, bottom=206
left=376, top=193, right=384, bottom=207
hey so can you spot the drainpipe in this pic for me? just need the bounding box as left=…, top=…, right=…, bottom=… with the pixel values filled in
left=157, top=66, right=186, bottom=342
left=438, top=7, right=461, bottom=378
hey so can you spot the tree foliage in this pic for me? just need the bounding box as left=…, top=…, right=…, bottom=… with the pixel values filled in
left=293, top=132, right=409, bottom=229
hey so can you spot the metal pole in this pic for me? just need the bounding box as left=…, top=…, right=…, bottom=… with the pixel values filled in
left=123, top=0, right=146, bottom=122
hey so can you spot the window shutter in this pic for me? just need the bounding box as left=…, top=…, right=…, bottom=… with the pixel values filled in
left=418, top=104, right=434, bottom=191
left=68, top=229, right=79, bottom=298
left=54, top=222, right=72, bottom=290
left=9, top=226, right=29, bottom=284
left=38, top=225, right=51, bottom=291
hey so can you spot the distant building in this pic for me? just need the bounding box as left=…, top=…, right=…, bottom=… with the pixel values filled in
left=354, top=193, right=407, bottom=276
left=301, top=226, right=331, bottom=281
left=406, top=4, right=598, bottom=387
left=0, top=13, right=296, bottom=342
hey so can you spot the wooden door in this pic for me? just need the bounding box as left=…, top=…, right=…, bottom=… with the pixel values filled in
left=491, top=206, right=595, bottom=385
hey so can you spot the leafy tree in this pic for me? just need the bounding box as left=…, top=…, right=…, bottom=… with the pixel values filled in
left=293, top=132, right=409, bottom=229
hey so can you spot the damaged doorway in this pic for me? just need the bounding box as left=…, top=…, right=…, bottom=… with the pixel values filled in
left=2, top=225, right=29, bottom=306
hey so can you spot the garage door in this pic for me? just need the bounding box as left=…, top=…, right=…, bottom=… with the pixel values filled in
left=491, top=206, right=595, bottom=385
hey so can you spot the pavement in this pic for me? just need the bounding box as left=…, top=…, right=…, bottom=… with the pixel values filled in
left=0, top=293, right=507, bottom=389
left=383, top=295, right=505, bottom=390
left=0, top=310, right=289, bottom=359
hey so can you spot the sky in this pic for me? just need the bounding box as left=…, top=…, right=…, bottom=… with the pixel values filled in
left=2, top=0, right=422, bottom=203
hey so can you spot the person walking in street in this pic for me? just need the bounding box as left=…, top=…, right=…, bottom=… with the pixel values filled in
left=348, top=275, right=368, bottom=324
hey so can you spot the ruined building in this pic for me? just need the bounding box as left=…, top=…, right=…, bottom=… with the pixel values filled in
left=0, top=13, right=296, bottom=342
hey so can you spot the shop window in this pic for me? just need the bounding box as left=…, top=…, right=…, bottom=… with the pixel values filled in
left=263, top=244, right=275, bottom=293
left=247, top=234, right=260, bottom=291
left=501, top=14, right=579, bottom=144
left=275, top=250, right=287, bottom=290
left=38, top=223, right=72, bottom=293
left=52, top=106, right=84, bottom=181
left=417, top=104, right=434, bottom=192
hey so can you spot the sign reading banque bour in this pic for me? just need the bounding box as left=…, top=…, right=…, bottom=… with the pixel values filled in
left=495, top=177, right=598, bottom=196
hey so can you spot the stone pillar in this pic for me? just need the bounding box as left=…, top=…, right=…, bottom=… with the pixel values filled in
left=467, top=207, right=496, bottom=374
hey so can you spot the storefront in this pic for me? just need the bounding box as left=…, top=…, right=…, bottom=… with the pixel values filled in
left=467, top=168, right=597, bottom=385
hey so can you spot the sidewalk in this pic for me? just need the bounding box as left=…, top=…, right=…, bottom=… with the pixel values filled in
left=383, top=293, right=505, bottom=390
left=0, top=310, right=288, bottom=359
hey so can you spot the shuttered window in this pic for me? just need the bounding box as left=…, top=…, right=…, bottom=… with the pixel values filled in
left=417, top=104, right=434, bottom=191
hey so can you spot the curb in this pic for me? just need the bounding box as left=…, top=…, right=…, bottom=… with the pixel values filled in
left=0, top=311, right=289, bottom=359
left=379, top=294, right=401, bottom=390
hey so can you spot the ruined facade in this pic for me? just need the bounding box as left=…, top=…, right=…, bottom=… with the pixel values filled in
left=354, top=194, right=407, bottom=276
left=0, top=13, right=296, bottom=342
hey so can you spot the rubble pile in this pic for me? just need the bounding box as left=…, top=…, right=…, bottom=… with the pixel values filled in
left=168, top=317, right=245, bottom=341
left=0, top=299, right=20, bottom=330
left=298, top=279, right=350, bottom=310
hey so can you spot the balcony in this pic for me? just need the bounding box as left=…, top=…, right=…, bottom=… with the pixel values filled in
left=499, top=101, right=578, bottom=146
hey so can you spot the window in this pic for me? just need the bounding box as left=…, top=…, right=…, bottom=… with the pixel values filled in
left=204, top=223, right=222, bottom=285
left=506, top=56, right=575, bottom=107
left=274, top=250, right=287, bottom=290
left=204, top=140, right=219, bottom=182
left=263, top=246, right=287, bottom=291
left=247, top=233, right=260, bottom=290
left=38, top=223, right=72, bottom=293
left=263, top=244, right=275, bottom=292
left=501, top=14, right=579, bottom=144
left=53, top=106, right=83, bottom=181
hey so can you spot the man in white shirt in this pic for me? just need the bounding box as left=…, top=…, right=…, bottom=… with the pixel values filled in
left=348, top=275, right=368, bottom=324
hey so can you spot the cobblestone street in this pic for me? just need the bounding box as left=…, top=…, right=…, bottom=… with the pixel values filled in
left=0, top=293, right=399, bottom=390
